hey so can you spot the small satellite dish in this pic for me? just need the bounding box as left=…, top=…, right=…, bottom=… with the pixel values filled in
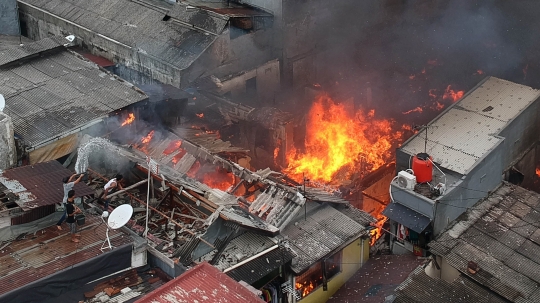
left=65, top=35, right=75, bottom=43
left=101, top=204, right=133, bottom=252
left=0, top=94, right=5, bottom=112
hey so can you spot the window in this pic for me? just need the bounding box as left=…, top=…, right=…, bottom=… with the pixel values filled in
left=295, top=251, right=343, bottom=299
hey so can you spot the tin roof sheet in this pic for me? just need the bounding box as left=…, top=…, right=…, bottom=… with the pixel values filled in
left=400, top=77, right=540, bottom=175
left=0, top=38, right=147, bottom=148
left=0, top=161, right=94, bottom=210
left=429, top=183, right=540, bottom=303
left=135, top=261, right=264, bottom=303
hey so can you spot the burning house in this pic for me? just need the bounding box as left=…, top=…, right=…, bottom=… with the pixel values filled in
left=0, top=35, right=148, bottom=166
left=385, top=77, right=540, bottom=256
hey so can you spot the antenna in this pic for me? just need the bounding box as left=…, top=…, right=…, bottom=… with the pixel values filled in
left=101, top=204, right=133, bottom=252
left=413, top=124, right=437, bottom=153
left=0, top=94, right=4, bottom=112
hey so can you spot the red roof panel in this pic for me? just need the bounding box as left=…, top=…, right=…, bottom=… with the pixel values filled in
left=2, top=161, right=95, bottom=210
left=135, top=262, right=264, bottom=303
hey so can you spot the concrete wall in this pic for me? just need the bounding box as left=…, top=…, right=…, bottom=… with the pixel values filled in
left=296, top=238, right=369, bottom=303
left=0, top=0, right=19, bottom=36
left=0, top=112, right=17, bottom=170
left=218, top=59, right=280, bottom=103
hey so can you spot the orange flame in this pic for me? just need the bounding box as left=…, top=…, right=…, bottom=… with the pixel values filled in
left=141, top=130, right=155, bottom=144
left=370, top=216, right=388, bottom=246
left=295, top=281, right=315, bottom=298
left=442, top=85, right=464, bottom=103
left=402, top=107, right=423, bottom=115
left=474, top=69, right=484, bottom=75
left=196, top=113, right=204, bottom=118
left=536, top=167, right=540, bottom=178
left=121, top=113, right=135, bottom=126
left=284, top=94, right=403, bottom=183
left=163, top=141, right=182, bottom=155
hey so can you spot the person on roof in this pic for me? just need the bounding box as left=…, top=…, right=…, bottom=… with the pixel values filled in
left=65, top=190, right=82, bottom=243
left=57, top=173, right=84, bottom=230
left=101, top=174, right=123, bottom=211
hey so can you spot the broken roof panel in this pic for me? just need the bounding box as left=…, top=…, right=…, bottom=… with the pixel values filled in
left=0, top=37, right=147, bottom=149
left=429, top=183, right=540, bottom=303
left=135, top=261, right=264, bottom=303
left=0, top=160, right=94, bottom=210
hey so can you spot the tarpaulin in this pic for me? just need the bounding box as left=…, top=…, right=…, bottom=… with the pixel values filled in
left=29, top=133, right=79, bottom=164
left=0, top=244, right=132, bottom=303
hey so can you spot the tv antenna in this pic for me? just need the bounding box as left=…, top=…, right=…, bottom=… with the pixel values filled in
left=101, top=204, right=133, bottom=252
left=413, top=124, right=437, bottom=153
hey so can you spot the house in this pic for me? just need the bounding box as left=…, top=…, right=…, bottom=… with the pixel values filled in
left=0, top=35, right=148, bottom=165
left=0, top=160, right=94, bottom=227
left=283, top=203, right=373, bottom=302
left=135, top=261, right=265, bottom=303
left=384, top=77, right=540, bottom=255
left=17, top=0, right=280, bottom=102
left=393, top=182, right=540, bottom=303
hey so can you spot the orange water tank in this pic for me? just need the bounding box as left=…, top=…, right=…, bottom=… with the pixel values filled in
left=412, top=153, right=433, bottom=183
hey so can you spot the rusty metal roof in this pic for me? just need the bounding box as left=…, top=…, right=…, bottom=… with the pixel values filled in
left=135, top=261, right=264, bottom=303
left=0, top=161, right=94, bottom=210
left=0, top=214, right=132, bottom=296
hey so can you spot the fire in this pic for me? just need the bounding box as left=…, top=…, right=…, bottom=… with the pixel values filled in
left=474, top=69, right=484, bottom=75
left=442, top=85, right=464, bottom=103
left=196, top=113, right=204, bottom=118
left=188, top=163, right=236, bottom=191
left=121, top=113, right=135, bottom=126
left=536, top=167, right=540, bottom=178
left=430, top=101, right=445, bottom=111
left=284, top=94, right=403, bottom=183
left=163, top=140, right=182, bottom=155
left=141, top=130, right=155, bottom=144
left=295, top=281, right=315, bottom=298
left=402, top=107, right=423, bottom=115
left=370, top=216, right=388, bottom=246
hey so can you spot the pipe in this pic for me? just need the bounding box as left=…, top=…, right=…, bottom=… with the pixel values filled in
left=106, top=179, right=148, bottom=198
left=223, top=245, right=278, bottom=273
left=361, top=238, right=364, bottom=266
left=88, top=168, right=215, bottom=248
left=389, top=176, right=398, bottom=203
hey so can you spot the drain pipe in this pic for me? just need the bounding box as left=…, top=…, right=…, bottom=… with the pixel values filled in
left=361, top=237, right=364, bottom=266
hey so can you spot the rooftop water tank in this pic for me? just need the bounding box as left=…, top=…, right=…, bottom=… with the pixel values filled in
left=412, top=153, right=433, bottom=183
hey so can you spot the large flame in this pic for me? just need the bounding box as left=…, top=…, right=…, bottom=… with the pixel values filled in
left=121, top=113, right=135, bottom=126
left=284, top=94, right=403, bottom=183
left=443, top=85, right=464, bottom=102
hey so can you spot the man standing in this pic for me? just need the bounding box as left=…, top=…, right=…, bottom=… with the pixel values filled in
left=57, top=173, right=84, bottom=230
left=65, top=190, right=82, bottom=243
left=101, top=174, right=123, bottom=211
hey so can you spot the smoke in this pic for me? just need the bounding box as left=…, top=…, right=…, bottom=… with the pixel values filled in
left=306, top=0, right=540, bottom=123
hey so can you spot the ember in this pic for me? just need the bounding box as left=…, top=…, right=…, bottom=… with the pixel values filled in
left=284, top=94, right=403, bottom=183
left=141, top=130, right=155, bottom=144
left=536, top=167, right=540, bottom=178
left=121, top=113, right=135, bottom=126
left=163, top=140, right=182, bottom=155
left=442, top=85, right=464, bottom=102
left=196, top=113, right=204, bottom=118
left=402, top=107, right=423, bottom=115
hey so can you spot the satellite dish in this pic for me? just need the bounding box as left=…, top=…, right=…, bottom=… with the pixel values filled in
left=0, top=94, right=5, bottom=112
left=101, top=204, right=133, bottom=252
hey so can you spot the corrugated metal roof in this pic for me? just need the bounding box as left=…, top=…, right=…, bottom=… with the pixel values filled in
left=392, top=265, right=508, bottom=303
left=135, top=261, right=265, bottom=303
left=0, top=38, right=147, bottom=148
left=0, top=214, right=133, bottom=296
left=22, top=0, right=224, bottom=70
left=0, top=36, right=65, bottom=67
left=0, top=161, right=94, bottom=210
left=429, top=183, right=540, bottom=303
left=282, top=203, right=370, bottom=274
left=400, top=77, right=540, bottom=175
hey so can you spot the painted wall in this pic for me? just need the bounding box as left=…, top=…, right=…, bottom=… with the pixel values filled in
left=297, top=238, right=370, bottom=303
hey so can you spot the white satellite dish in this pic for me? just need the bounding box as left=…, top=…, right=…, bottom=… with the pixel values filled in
left=0, top=94, right=5, bottom=112
left=101, top=204, right=133, bottom=252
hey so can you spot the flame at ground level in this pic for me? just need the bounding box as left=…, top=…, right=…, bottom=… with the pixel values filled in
left=284, top=94, right=404, bottom=183
left=536, top=167, right=540, bottom=178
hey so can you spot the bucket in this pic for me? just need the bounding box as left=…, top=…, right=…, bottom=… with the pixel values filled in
left=75, top=214, right=86, bottom=226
